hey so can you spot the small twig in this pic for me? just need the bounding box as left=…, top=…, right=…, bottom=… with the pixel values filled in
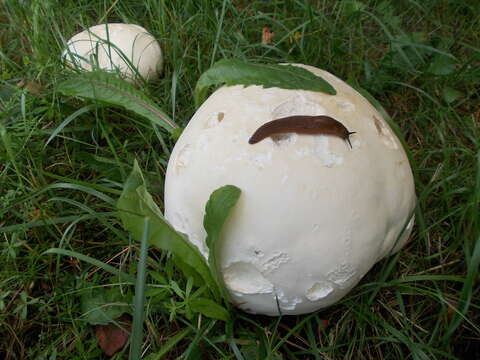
left=413, top=259, right=460, bottom=275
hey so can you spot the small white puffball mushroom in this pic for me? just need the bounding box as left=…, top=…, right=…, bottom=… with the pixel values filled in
left=164, top=64, right=416, bottom=316
left=63, top=23, right=163, bottom=82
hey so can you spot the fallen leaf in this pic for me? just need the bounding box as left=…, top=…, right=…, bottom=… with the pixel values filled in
left=261, top=26, right=274, bottom=45
left=95, top=314, right=132, bottom=356
left=318, top=318, right=330, bottom=330
left=17, top=80, right=44, bottom=96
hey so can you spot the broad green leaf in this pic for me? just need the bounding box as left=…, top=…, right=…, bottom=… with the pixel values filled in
left=343, top=0, right=366, bottom=16
left=442, top=86, right=463, bottom=104
left=117, top=160, right=220, bottom=300
left=428, top=54, right=457, bottom=76
left=190, top=297, right=230, bottom=322
left=203, top=185, right=241, bottom=302
left=80, top=286, right=132, bottom=325
left=170, top=127, right=184, bottom=142
left=173, top=254, right=205, bottom=287
left=57, top=71, right=177, bottom=132
left=194, top=59, right=336, bottom=107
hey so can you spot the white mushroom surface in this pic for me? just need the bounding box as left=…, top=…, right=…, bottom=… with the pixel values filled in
left=63, top=23, right=162, bottom=82
left=164, top=64, right=416, bottom=315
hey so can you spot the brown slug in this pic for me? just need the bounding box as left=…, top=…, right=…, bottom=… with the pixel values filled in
left=248, top=115, right=356, bottom=148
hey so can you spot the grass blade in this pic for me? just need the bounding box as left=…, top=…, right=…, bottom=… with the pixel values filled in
left=144, top=328, right=192, bottom=360
left=443, top=234, right=480, bottom=339
left=130, top=217, right=150, bottom=360
left=44, top=103, right=97, bottom=146
left=44, top=248, right=135, bottom=283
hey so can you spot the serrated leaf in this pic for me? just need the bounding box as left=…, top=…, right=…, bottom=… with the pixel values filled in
left=80, top=286, right=132, bottom=325
left=190, top=297, right=230, bottom=321
left=117, top=160, right=220, bottom=300
left=194, top=59, right=336, bottom=107
left=428, top=54, right=457, bottom=76
left=57, top=71, right=177, bottom=132
left=204, top=185, right=241, bottom=303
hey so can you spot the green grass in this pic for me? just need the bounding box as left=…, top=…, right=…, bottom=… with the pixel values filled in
left=1, top=0, right=479, bottom=358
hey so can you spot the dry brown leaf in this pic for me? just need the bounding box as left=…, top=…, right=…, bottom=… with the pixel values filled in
left=95, top=315, right=132, bottom=357
left=319, top=319, right=330, bottom=330
left=261, top=26, right=274, bottom=45
left=17, top=80, right=43, bottom=96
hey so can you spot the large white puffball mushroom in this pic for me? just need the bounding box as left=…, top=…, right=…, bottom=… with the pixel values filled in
left=164, top=64, right=416, bottom=316
left=63, top=23, right=162, bottom=82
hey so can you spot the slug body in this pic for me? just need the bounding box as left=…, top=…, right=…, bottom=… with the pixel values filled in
left=249, top=115, right=356, bottom=148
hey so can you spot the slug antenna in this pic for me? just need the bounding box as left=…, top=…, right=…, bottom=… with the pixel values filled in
left=345, top=131, right=356, bottom=149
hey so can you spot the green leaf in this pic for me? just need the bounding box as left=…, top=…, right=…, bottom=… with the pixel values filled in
left=427, top=54, right=457, bottom=76
left=204, top=185, right=241, bottom=249
left=173, top=254, right=205, bottom=287
left=57, top=71, right=177, bottom=132
left=204, top=185, right=241, bottom=302
left=190, top=297, right=230, bottom=321
left=170, top=127, right=184, bottom=142
left=117, top=160, right=220, bottom=300
left=0, top=84, right=16, bottom=102
left=80, top=286, right=132, bottom=325
left=343, top=0, right=366, bottom=17
left=442, top=86, right=463, bottom=104
left=194, top=59, right=336, bottom=107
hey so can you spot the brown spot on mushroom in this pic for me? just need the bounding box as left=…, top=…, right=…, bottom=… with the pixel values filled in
left=372, top=115, right=399, bottom=150
left=373, top=115, right=383, bottom=135
left=204, top=112, right=225, bottom=128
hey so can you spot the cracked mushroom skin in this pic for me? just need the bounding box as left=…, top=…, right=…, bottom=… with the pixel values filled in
left=63, top=23, right=163, bottom=82
left=164, top=64, right=416, bottom=316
